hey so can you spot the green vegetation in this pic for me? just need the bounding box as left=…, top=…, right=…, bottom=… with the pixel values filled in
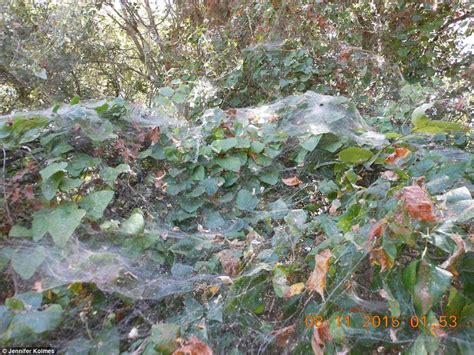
left=0, top=1, right=472, bottom=354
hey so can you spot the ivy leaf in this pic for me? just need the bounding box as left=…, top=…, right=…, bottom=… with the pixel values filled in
left=338, top=147, right=374, bottom=164
left=8, top=225, right=32, bottom=238
left=215, top=156, right=241, bottom=172
left=159, top=86, right=174, bottom=97
left=236, top=189, right=259, bottom=211
left=47, top=203, right=86, bottom=247
left=79, top=190, right=115, bottom=221
left=32, top=209, right=49, bottom=241
left=300, top=135, right=322, bottom=151
left=11, top=246, right=46, bottom=280
left=5, top=304, right=63, bottom=342
left=120, top=209, right=145, bottom=235
left=101, top=164, right=131, bottom=186
left=40, top=163, right=67, bottom=181
left=147, top=323, right=180, bottom=354
left=259, top=170, right=279, bottom=185
left=211, top=138, right=238, bottom=153
left=41, top=171, right=65, bottom=200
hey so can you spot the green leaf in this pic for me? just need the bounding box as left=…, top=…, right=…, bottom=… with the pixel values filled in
left=259, top=170, right=279, bottom=185
left=32, top=209, right=49, bottom=241
left=300, top=135, right=322, bottom=151
left=6, top=304, right=63, bottom=341
left=411, top=103, right=433, bottom=127
left=338, top=147, right=374, bottom=164
left=179, top=198, right=204, bottom=213
left=120, top=209, right=145, bottom=235
left=413, top=260, right=452, bottom=315
left=8, top=225, right=32, bottom=238
left=11, top=246, right=46, bottom=280
left=159, top=86, right=174, bottom=97
left=191, top=165, right=205, bottom=181
left=79, top=190, right=114, bottom=221
left=47, top=203, right=86, bottom=247
left=60, top=177, right=83, bottom=191
left=236, top=189, right=259, bottom=211
left=40, top=162, right=68, bottom=181
left=41, top=171, right=65, bottom=200
left=91, top=327, right=120, bottom=355
left=215, top=156, right=241, bottom=172
left=101, top=164, right=131, bottom=186
left=147, top=323, right=180, bottom=354
left=211, top=138, right=238, bottom=153
left=70, top=96, right=80, bottom=105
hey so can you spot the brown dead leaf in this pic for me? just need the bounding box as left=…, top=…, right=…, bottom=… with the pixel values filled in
left=147, top=127, right=161, bottom=144
left=173, top=336, right=213, bottom=355
left=385, top=147, right=410, bottom=164
left=367, top=219, right=386, bottom=251
left=283, top=283, right=305, bottom=299
left=224, top=108, right=237, bottom=117
left=282, top=176, right=303, bottom=186
left=218, top=249, right=241, bottom=276
left=369, top=247, right=394, bottom=272
left=397, top=183, right=437, bottom=222
left=311, top=322, right=332, bottom=355
left=270, top=324, right=296, bottom=347
left=306, top=249, right=332, bottom=298
left=441, top=234, right=465, bottom=272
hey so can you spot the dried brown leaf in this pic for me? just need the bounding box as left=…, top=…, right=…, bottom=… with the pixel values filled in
left=270, top=324, right=296, bottom=347
left=218, top=249, right=241, bottom=276
left=385, top=147, right=410, bottom=164
left=369, top=247, right=394, bottom=272
left=306, top=249, right=332, bottom=298
left=397, top=183, right=437, bottom=222
left=173, top=336, right=213, bottom=355
left=282, top=176, right=303, bottom=186
left=311, top=323, right=332, bottom=355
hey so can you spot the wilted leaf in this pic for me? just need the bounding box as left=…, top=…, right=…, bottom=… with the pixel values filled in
left=270, top=324, right=296, bottom=347
left=218, top=249, right=240, bottom=276
left=173, top=335, right=213, bottom=355
left=147, top=127, right=161, bottom=144
left=385, top=147, right=410, bottom=164
left=369, top=247, right=394, bottom=272
left=306, top=249, right=332, bottom=298
left=397, top=182, right=437, bottom=222
left=283, top=283, right=305, bottom=299
left=367, top=219, right=386, bottom=251
left=282, top=176, right=302, bottom=186
left=311, top=322, right=332, bottom=355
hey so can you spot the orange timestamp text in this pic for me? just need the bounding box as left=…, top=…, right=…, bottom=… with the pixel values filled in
left=304, top=314, right=458, bottom=329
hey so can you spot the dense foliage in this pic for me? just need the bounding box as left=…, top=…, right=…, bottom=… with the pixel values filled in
left=0, top=1, right=473, bottom=354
